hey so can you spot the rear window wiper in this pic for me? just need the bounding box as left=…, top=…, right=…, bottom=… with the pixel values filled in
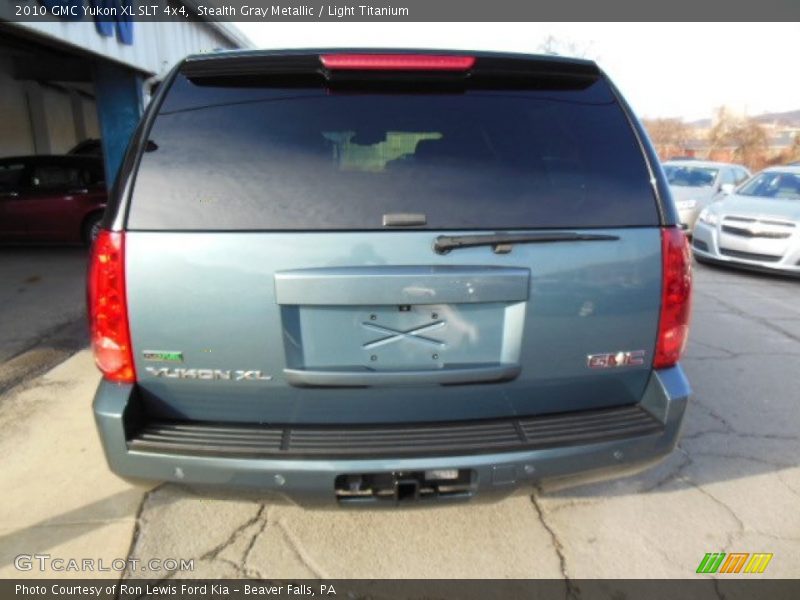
left=434, top=231, right=620, bottom=254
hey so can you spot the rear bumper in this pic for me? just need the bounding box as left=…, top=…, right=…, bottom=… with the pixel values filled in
left=93, top=367, right=690, bottom=506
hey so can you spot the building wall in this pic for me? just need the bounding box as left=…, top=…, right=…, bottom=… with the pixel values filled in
left=41, top=85, right=79, bottom=154
left=0, top=55, right=101, bottom=157
left=0, top=57, right=35, bottom=157
left=82, top=96, right=101, bottom=139
left=11, top=20, right=247, bottom=78
left=0, top=20, right=248, bottom=159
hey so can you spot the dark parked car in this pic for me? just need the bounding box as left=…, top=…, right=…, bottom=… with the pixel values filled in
left=0, top=155, right=106, bottom=244
left=89, top=50, right=692, bottom=506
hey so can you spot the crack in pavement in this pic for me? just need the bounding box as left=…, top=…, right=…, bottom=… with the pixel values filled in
left=686, top=353, right=800, bottom=361
left=217, top=557, right=248, bottom=578
left=728, top=431, right=800, bottom=442
left=120, top=484, right=164, bottom=585
left=201, top=504, right=267, bottom=562
left=686, top=339, right=800, bottom=360
left=680, top=428, right=730, bottom=440
left=686, top=482, right=746, bottom=545
left=678, top=479, right=743, bottom=600
left=664, top=440, right=799, bottom=543
left=654, top=431, right=800, bottom=546
left=544, top=498, right=602, bottom=515
left=687, top=338, right=800, bottom=360
left=530, top=490, right=579, bottom=599
left=688, top=340, right=738, bottom=357
left=682, top=424, right=800, bottom=444
left=240, top=512, right=269, bottom=579
left=689, top=397, right=799, bottom=443
left=712, top=576, right=728, bottom=600
left=695, top=291, right=800, bottom=345
left=640, top=446, right=693, bottom=493
left=688, top=451, right=796, bottom=470
left=776, top=471, right=800, bottom=499
left=691, top=398, right=738, bottom=435
left=275, top=519, right=329, bottom=579
left=123, top=500, right=268, bottom=582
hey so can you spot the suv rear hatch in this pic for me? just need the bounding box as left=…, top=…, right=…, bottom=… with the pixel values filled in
left=117, top=51, right=667, bottom=425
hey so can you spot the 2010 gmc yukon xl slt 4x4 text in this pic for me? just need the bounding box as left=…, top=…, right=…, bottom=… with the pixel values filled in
left=89, top=50, right=692, bottom=506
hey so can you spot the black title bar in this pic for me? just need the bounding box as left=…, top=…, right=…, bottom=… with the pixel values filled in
left=5, top=579, right=800, bottom=600
left=3, top=0, right=800, bottom=22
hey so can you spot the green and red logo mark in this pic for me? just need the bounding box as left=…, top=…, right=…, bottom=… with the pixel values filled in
left=697, top=552, right=773, bottom=574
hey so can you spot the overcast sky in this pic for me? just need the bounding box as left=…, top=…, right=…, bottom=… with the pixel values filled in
left=234, top=22, right=799, bottom=121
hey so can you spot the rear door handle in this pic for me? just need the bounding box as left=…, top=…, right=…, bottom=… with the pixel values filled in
left=67, top=188, right=89, bottom=195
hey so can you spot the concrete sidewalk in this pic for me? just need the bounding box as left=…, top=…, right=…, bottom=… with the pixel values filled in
left=0, top=351, right=149, bottom=579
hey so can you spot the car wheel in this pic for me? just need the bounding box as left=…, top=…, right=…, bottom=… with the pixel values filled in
left=82, top=213, right=103, bottom=246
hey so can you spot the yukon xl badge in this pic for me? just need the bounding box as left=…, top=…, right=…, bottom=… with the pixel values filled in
left=145, top=367, right=272, bottom=381
left=587, top=350, right=645, bottom=369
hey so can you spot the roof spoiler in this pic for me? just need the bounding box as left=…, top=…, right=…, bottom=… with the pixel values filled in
left=181, top=51, right=601, bottom=90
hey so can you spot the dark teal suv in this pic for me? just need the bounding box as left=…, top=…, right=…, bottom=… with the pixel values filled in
left=89, top=50, right=692, bottom=506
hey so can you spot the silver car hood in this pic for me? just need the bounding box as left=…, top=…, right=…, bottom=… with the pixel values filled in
left=716, top=194, right=800, bottom=223
left=669, top=185, right=715, bottom=203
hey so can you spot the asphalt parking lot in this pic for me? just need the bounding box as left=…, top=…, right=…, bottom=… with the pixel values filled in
left=0, top=248, right=88, bottom=395
left=0, top=249, right=798, bottom=581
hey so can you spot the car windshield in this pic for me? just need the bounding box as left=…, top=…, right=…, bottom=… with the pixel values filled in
left=663, top=165, right=718, bottom=187
left=737, top=171, right=800, bottom=200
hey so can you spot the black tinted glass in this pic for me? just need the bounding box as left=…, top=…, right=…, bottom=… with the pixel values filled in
left=128, top=74, right=658, bottom=230
left=0, top=163, right=25, bottom=189
left=31, top=165, right=81, bottom=189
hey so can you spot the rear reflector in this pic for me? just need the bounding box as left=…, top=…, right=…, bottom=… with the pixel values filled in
left=87, top=231, right=135, bottom=383
left=654, top=228, right=692, bottom=369
left=320, top=54, right=475, bottom=71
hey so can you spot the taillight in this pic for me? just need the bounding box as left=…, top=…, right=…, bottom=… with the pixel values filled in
left=320, top=54, right=475, bottom=71
left=87, top=230, right=135, bottom=383
left=654, top=227, right=692, bottom=369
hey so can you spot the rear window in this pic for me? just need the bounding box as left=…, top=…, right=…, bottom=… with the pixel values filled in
left=127, top=72, right=658, bottom=230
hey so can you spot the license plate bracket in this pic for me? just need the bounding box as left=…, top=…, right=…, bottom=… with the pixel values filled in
left=292, top=302, right=508, bottom=370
